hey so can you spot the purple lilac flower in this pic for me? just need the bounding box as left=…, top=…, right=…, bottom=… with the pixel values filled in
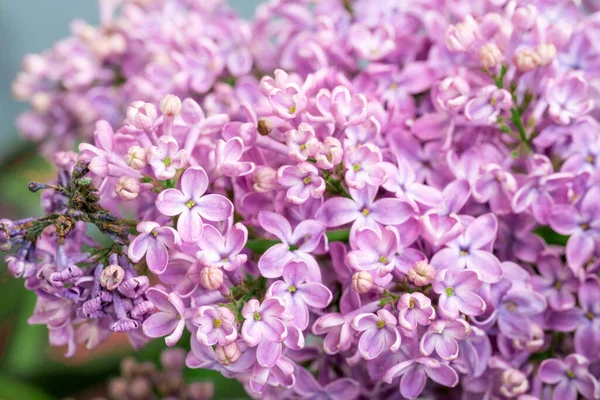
left=352, top=309, right=402, bottom=360
left=266, top=259, right=332, bottom=330
left=155, top=166, right=233, bottom=243
left=539, top=354, right=599, bottom=400
left=432, top=269, right=486, bottom=320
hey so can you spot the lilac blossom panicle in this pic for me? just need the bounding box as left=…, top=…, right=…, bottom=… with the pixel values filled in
left=4, top=0, right=600, bottom=399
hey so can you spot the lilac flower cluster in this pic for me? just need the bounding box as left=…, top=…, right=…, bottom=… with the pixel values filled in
left=105, top=348, right=214, bottom=400
left=12, top=0, right=251, bottom=153
left=5, top=0, right=600, bottom=399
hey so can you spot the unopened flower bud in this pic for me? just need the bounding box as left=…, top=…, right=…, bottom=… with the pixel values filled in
left=161, top=347, right=186, bottom=371
left=435, top=77, right=470, bottom=112
left=535, top=43, right=556, bottom=67
left=31, top=92, right=51, bottom=112
left=215, top=341, right=241, bottom=365
left=546, top=22, right=572, bottom=49
left=54, top=151, right=78, bottom=169
left=125, top=146, right=148, bottom=170
left=128, top=376, right=152, bottom=400
left=513, top=324, right=544, bottom=352
left=11, top=77, right=31, bottom=101
left=100, top=264, right=125, bottom=290
left=160, top=94, right=182, bottom=116
left=446, top=17, right=478, bottom=52
left=186, top=382, right=215, bottom=400
left=108, top=377, right=129, bottom=400
left=513, top=49, right=540, bottom=72
left=127, top=101, right=157, bottom=130
left=115, top=176, right=141, bottom=200
left=500, top=369, right=529, bottom=398
left=478, top=43, right=503, bottom=69
left=352, top=271, right=374, bottom=294
left=512, top=5, right=537, bottom=31
left=200, top=266, right=224, bottom=290
left=257, top=118, right=273, bottom=136
left=253, top=167, right=277, bottom=193
left=479, top=13, right=502, bottom=39
left=22, top=54, right=47, bottom=75
left=408, top=260, right=435, bottom=286
left=120, top=356, right=138, bottom=378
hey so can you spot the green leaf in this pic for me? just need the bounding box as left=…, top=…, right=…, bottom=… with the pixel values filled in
left=0, top=375, right=55, bottom=400
left=534, top=226, right=569, bottom=246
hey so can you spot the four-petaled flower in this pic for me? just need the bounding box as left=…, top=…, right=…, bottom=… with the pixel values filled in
left=156, top=166, right=233, bottom=243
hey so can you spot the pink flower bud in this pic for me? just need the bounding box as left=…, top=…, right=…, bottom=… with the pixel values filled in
left=127, top=101, right=157, bottom=130
left=407, top=260, right=435, bottom=286
left=446, top=17, right=478, bottom=52
left=53, top=151, right=78, bottom=169
left=479, top=13, right=502, bottom=39
left=31, top=92, right=51, bottom=112
left=186, top=382, right=215, bottom=400
left=100, top=264, right=125, bottom=290
left=512, top=5, right=537, bottom=31
left=435, top=77, right=470, bottom=112
left=115, top=177, right=141, bottom=200
left=535, top=43, right=556, bottom=67
left=125, top=146, right=148, bottom=170
left=500, top=369, right=529, bottom=398
left=200, top=266, right=224, bottom=290
left=352, top=271, right=374, bottom=294
left=478, top=43, right=503, bottom=69
left=11, top=77, right=31, bottom=101
left=513, top=49, right=540, bottom=72
left=546, top=22, right=572, bottom=49
left=159, top=94, right=182, bottom=116
left=22, top=54, right=47, bottom=75
left=513, top=324, right=545, bottom=352
left=253, top=167, right=277, bottom=193
left=215, top=341, right=241, bottom=365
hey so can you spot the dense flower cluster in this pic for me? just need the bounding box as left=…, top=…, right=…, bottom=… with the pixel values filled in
left=5, top=0, right=600, bottom=399
left=104, top=348, right=214, bottom=400
left=12, top=0, right=251, bottom=153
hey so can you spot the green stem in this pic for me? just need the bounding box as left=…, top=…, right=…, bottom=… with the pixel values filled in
left=245, top=229, right=350, bottom=254
left=510, top=107, right=531, bottom=151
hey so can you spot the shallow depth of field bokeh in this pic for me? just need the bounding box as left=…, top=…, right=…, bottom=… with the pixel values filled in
left=0, top=2, right=259, bottom=398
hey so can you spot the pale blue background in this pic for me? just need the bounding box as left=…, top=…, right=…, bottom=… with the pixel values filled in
left=0, top=0, right=260, bottom=162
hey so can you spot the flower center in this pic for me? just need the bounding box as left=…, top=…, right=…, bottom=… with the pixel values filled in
left=445, top=287, right=455, bottom=296
left=580, top=223, right=590, bottom=231
left=222, top=257, right=229, bottom=263
left=152, top=230, right=159, bottom=237
left=352, top=163, right=361, bottom=172
left=361, top=208, right=370, bottom=216
left=299, top=144, right=307, bottom=151
left=213, top=318, right=222, bottom=328
left=303, top=176, right=312, bottom=185
left=587, top=155, right=595, bottom=164
left=505, top=301, right=517, bottom=312
left=376, top=320, right=386, bottom=329
left=186, top=200, right=196, bottom=209
left=379, top=255, right=388, bottom=264
left=409, top=298, right=415, bottom=309
left=460, top=250, right=469, bottom=256
left=288, top=285, right=297, bottom=293
left=289, top=106, right=296, bottom=114
left=587, top=311, right=595, bottom=320
left=554, top=281, right=562, bottom=290
left=163, top=156, right=172, bottom=167
left=253, top=312, right=261, bottom=321
left=566, top=370, right=575, bottom=379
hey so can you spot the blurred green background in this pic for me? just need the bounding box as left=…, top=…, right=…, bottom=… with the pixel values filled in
left=0, top=1, right=260, bottom=399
